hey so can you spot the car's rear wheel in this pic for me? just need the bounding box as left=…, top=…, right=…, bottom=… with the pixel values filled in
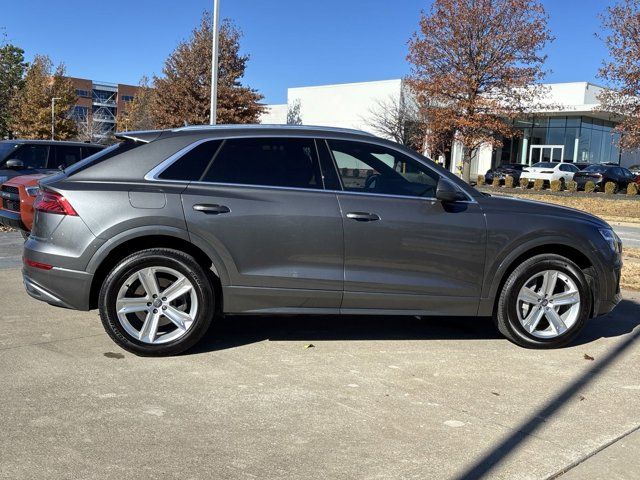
left=496, top=254, right=591, bottom=349
left=99, top=248, right=215, bottom=356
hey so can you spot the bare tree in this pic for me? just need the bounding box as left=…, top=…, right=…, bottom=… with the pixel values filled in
left=287, top=99, right=302, bottom=125
left=365, top=92, right=428, bottom=152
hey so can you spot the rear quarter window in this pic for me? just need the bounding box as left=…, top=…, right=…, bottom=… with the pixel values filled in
left=157, top=140, right=223, bottom=181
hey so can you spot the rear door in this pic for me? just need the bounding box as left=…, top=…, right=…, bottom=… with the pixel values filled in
left=323, top=139, right=486, bottom=316
left=178, top=136, right=344, bottom=313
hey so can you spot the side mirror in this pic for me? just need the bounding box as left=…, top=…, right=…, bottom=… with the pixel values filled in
left=436, top=178, right=460, bottom=203
left=5, top=159, right=24, bottom=169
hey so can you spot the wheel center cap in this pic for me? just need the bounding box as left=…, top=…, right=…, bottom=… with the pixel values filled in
left=153, top=299, right=163, bottom=308
left=541, top=299, right=549, bottom=307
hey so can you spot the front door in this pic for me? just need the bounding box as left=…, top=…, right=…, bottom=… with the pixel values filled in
left=325, top=139, right=486, bottom=316
left=181, top=137, right=344, bottom=313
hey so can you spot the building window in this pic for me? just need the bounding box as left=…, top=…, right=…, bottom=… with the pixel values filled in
left=72, top=106, right=89, bottom=121
left=121, top=95, right=134, bottom=102
left=76, top=89, right=90, bottom=98
left=93, top=89, right=116, bottom=105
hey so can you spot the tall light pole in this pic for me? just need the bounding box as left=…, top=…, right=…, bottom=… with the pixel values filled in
left=209, top=0, right=220, bottom=125
left=51, top=97, right=61, bottom=140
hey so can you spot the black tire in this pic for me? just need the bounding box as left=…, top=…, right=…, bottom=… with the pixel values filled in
left=99, top=248, right=215, bottom=356
left=495, top=254, right=592, bottom=349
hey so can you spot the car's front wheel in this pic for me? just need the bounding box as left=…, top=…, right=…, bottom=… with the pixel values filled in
left=99, top=248, right=215, bottom=356
left=496, top=254, right=591, bottom=349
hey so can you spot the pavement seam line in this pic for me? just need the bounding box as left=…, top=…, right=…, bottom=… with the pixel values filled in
left=547, top=423, right=640, bottom=479
left=0, top=333, right=105, bottom=352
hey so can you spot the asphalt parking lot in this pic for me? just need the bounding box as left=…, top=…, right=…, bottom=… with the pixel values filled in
left=1, top=230, right=639, bottom=479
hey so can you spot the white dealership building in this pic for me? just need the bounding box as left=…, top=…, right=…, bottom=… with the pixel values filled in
left=260, top=79, right=640, bottom=176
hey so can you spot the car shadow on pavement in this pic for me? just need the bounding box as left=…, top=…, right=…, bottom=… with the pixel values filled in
left=192, top=315, right=501, bottom=353
left=191, top=298, right=640, bottom=353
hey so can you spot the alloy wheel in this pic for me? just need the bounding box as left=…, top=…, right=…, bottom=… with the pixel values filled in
left=115, top=266, right=198, bottom=344
left=516, top=269, right=581, bottom=339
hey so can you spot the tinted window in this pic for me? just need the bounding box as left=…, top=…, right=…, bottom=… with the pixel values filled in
left=52, top=145, right=82, bottom=168
left=584, top=165, right=607, bottom=172
left=0, top=143, right=19, bottom=164
left=159, top=140, right=222, bottom=181
left=14, top=145, right=49, bottom=169
left=202, top=138, right=323, bottom=189
left=328, top=139, right=440, bottom=198
left=83, top=146, right=103, bottom=158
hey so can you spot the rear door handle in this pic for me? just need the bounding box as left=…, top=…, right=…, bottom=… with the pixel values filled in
left=193, top=204, right=230, bottom=215
left=346, top=212, right=380, bottom=222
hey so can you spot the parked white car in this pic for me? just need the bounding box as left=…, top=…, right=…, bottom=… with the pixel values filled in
left=523, top=162, right=580, bottom=184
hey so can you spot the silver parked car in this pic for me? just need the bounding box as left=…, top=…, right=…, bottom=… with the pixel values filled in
left=23, top=126, right=622, bottom=356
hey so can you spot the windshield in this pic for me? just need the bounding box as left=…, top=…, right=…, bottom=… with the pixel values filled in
left=531, top=162, right=556, bottom=169
left=0, top=143, right=19, bottom=166
left=583, top=165, right=608, bottom=172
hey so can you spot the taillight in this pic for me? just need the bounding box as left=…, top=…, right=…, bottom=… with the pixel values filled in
left=24, top=258, right=53, bottom=270
left=33, top=191, right=78, bottom=216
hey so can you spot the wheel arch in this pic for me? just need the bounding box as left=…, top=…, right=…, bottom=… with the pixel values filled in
left=87, top=228, right=226, bottom=311
left=482, top=240, right=597, bottom=318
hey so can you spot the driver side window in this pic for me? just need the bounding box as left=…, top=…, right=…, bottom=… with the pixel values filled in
left=328, top=139, right=439, bottom=198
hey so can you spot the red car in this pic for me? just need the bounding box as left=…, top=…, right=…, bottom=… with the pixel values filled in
left=0, top=174, right=47, bottom=238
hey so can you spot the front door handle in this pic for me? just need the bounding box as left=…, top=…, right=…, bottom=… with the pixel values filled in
left=346, top=212, right=380, bottom=222
left=193, top=204, right=230, bottom=215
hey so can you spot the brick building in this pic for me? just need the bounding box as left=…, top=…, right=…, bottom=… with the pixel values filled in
left=67, top=77, right=139, bottom=141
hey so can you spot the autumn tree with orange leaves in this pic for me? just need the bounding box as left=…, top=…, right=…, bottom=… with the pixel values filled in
left=407, top=0, right=552, bottom=182
left=598, top=0, right=640, bottom=150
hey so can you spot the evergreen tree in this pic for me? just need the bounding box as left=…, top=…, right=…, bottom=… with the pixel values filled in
left=0, top=35, right=28, bottom=138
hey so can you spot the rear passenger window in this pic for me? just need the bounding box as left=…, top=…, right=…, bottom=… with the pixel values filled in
left=52, top=145, right=81, bottom=168
left=201, top=138, right=323, bottom=189
left=159, top=140, right=222, bottom=181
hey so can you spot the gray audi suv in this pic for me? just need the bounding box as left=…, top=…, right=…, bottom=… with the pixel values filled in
left=22, top=125, right=622, bottom=356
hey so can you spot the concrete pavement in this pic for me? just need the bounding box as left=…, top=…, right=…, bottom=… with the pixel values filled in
left=611, top=223, right=640, bottom=249
left=1, top=231, right=639, bottom=479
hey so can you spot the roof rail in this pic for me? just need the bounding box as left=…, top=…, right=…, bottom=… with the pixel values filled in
left=171, top=124, right=375, bottom=137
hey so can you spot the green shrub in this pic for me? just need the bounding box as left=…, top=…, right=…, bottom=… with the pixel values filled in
left=566, top=180, right=577, bottom=192
left=477, top=175, right=485, bottom=186
left=533, top=179, right=544, bottom=190
left=550, top=179, right=562, bottom=192
left=604, top=181, right=617, bottom=195
left=504, top=175, right=514, bottom=188
left=584, top=181, right=596, bottom=193
left=492, top=176, right=501, bottom=187
left=627, top=182, right=639, bottom=196
left=519, top=177, right=530, bottom=189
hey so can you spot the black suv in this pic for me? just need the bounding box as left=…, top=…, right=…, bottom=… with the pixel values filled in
left=0, top=140, right=103, bottom=183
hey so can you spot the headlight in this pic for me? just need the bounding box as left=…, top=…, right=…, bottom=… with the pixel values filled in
left=599, top=228, right=622, bottom=254
left=25, top=186, right=40, bottom=197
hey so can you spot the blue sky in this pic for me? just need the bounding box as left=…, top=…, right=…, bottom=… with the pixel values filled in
left=1, top=0, right=613, bottom=104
